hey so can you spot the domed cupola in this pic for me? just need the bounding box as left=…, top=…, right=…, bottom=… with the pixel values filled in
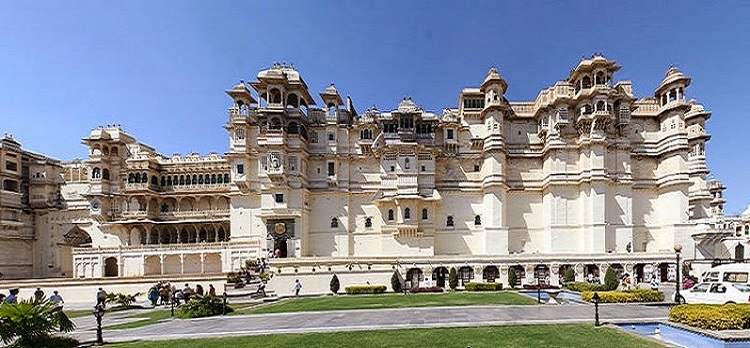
left=655, top=66, right=691, bottom=106
left=480, top=67, right=508, bottom=98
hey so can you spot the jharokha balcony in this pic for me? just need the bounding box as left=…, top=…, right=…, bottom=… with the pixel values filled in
left=113, top=209, right=230, bottom=221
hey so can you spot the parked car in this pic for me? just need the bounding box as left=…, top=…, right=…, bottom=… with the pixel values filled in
left=676, top=281, right=750, bottom=304
left=700, top=264, right=750, bottom=284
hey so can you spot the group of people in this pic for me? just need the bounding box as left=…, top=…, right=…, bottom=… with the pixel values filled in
left=147, top=281, right=217, bottom=307
left=1, top=287, right=64, bottom=307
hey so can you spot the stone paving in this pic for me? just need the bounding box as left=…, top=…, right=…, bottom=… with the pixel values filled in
left=70, top=303, right=670, bottom=343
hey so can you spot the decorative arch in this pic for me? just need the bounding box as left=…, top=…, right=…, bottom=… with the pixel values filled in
left=104, top=257, right=118, bottom=277
left=63, top=226, right=92, bottom=247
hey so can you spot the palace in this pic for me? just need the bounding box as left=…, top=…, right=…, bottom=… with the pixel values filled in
left=2, top=55, right=747, bottom=288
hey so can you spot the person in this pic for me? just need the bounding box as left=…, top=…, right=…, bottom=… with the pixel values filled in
left=148, top=286, right=159, bottom=306
left=4, top=288, right=18, bottom=304
left=159, top=285, right=170, bottom=306
left=650, top=277, right=659, bottom=291
left=182, top=283, right=193, bottom=302
left=0, top=293, right=5, bottom=303
left=267, top=250, right=274, bottom=259
left=195, top=284, right=204, bottom=296
left=96, top=288, right=107, bottom=308
left=275, top=249, right=282, bottom=258
left=208, top=284, right=216, bottom=297
left=49, top=291, right=64, bottom=307
left=257, top=281, right=267, bottom=297
left=34, top=287, right=45, bottom=300
left=294, top=279, right=302, bottom=296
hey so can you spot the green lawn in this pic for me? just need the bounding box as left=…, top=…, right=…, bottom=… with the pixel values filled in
left=104, top=309, right=174, bottom=330
left=105, top=324, right=664, bottom=348
left=64, top=309, right=95, bottom=319
left=239, top=291, right=537, bottom=314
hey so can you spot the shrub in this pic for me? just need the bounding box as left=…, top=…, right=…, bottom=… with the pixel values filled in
left=522, top=284, right=560, bottom=290
left=563, top=268, right=576, bottom=283
left=564, top=282, right=607, bottom=292
left=179, top=295, right=233, bottom=318
left=391, top=272, right=402, bottom=293
left=464, top=282, right=503, bottom=291
left=669, top=304, right=750, bottom=330
left=581, top=289, right=664, bottom=303
left=448, top=267, right=458, bottom=290
left=330, top=274, right=340, bottom=294
left=604, top=267, right=618, bottom=291
left=409, top=286, right=444, bottom=293
left=105, top=292, right=141, bottom=308
left=0, top=298, right=76, bottom=347
left=344, top=285, right=387, bottom=295
left=508, top=268, right=517, bottom=289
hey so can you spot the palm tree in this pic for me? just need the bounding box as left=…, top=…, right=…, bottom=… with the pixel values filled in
left=0, top=298, right=76, bottom=347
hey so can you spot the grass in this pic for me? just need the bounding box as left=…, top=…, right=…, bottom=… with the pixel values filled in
left=239, top=291, right=538, bottom=314
left=104, top=323, right=664, bottom=348
left=64, top=309, right=96, bottom=318
left=104, top=309, right=175, bottom=330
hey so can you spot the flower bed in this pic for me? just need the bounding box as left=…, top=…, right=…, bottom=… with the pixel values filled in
left=669, top=304, right=750, bottom=330
left=464, top=282, right=504, bottom=291
left=581, top=289, right=664, bottom=303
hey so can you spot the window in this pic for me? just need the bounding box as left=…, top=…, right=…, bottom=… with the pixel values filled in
left=388, top=209, right=394, bottom=221
left=3, top=179, right=18, bottom=192
left=327, top=162, right=335, bottom=176
left=390, top=165, right=395, bottom=172
left=102, top=169, right=110, bottom=180
left=474, top=164, right=480, bottom=172
left=474, top=215, right=481, bottom=225
left=310, top=131, right=319, bottom=143
left=236, top=164, right=245, bottom=175
left=275, top=194, right=284, bottom=203
left=723, top=272, right=749, bottom=283
left=330, top=218, right=339, bottom=228
left=5, top=161, right=17, bottom=171
left=690, top=283, right=709, bottom=293
left=421, top=165, right=426, bottom=172
left=446, top=216, right=454, bottom=227
left=446, top=129, right=454, bottom=140
left=328, top=133, right=335, bottom=141
left=365, top=217, right=372, bottom=228
left=235, top=128, right=245, bottom=140
left=404, top=208, right=411, bottom=220
left=405, top=158, right=410, bottom=169
left=422, top=208, right=428, bottom=220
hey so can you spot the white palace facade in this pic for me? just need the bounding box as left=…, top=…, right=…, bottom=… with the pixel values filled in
left=2, top=55, right=747, bottom=287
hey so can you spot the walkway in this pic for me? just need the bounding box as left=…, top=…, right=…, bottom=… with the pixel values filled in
left=71, top=303, right=670, bottom=343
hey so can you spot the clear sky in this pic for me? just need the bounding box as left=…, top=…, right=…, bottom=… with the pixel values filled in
left=1, top=1, right=749, bottom=214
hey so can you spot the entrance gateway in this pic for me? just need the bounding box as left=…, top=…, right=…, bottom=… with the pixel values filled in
left=267, top=219, right=294, bottom=258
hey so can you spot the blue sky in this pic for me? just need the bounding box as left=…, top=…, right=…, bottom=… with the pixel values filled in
left=1, top=1, right=749, bottom=214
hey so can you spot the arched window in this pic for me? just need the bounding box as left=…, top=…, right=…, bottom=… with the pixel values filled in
left=269, top=88, right=281, bottom=104
left=128, top=173, right=135, bottom=183
left=167, top=176, right=172, bottom=186
left=179, top=175, right=185, bottom=185
left=447, top=216, right=454, bottom=227
left=582, top=76, right=592, bottom=89
left=217, top=174, right=223, bottom=184
left=198, top=175, right=204, bottom=185
left=160, top=176, right=166, bottom=186
left=388, top=209, right=394, bottom=221
left=404, top=208, right=411, bottom=219
left=474, top=215, right=481, bottom=225
left=328, top=133, right=335, bottom=141
left=422, top=208, right=428, bottom=220
left=405, top=158, right=410, bottom=169
left=330, top=218, right=339, bottom=228
left=211, top=174, right=217, bottom=184
left=365, top=217, right=372, bottom=228
left=102, top=169, right=110, bottom=180
left=595, top=72, right=604, bottom=85
left=224, top=174, right=230, bottom=183
left=151, top=176, right=158, bottom=185
left=287, top=93, right=299, bottom=108
left=191, top=175, right=197, bottom=185
left=596, top=101, right=605, bottom=112
left=92, top=167, right=101, bottom=179
left=141, top=173, right=147, bottom=183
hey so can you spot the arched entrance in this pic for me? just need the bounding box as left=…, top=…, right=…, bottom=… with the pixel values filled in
left=432, top=267, right=449, bottom=288
left=406, top=268, right=423, bottom=288
left=610, top=263, right=625, bottom=278
left=584, top=264, right=600, bottom=283
left=483, top=266, right=499, bottom=283
left=104, top=257, right=118, bottom=277
left=268, top=220, right=293, bottom=258
left=534, top=265, right=550, bottom=282
left=59, top=226, right=93, bottom=278
left=736, top=244, right=745, bottom=262
left=458, top=266, right=474, bottom=286
left=510, top=265, right=525, bottom=286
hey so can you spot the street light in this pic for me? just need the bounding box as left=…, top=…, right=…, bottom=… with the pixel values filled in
left=222, top=292, right=228, bottom=315
left=92, top=304, right=105, bottom=345
left=592, top=292, right=600, bottom=327
left=171, top=290, right=176, bottom=317
left=537, top=277, right=542, bottom=304
left=675, top=244, right=683, bottom=304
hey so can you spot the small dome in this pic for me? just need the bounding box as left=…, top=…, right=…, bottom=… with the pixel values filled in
left=480, top=67, right=508, bottom=93
left=655, top=66, right=691, bottom=95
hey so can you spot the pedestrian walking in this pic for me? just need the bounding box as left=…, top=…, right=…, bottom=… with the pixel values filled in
left=294, top=279, right=302, bottom=296
left=208, top=284, right=216, bottom=297
left=34, top=287, right=45, bottom=300
left=96, top=288, right=107, bottom=308
left=4, top=288, right=19, bottom=304
left=49, top=291, right=64, bottom=307
left=196, top=284, right=204, bottom=296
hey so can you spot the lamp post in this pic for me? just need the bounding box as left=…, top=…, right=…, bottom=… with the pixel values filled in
left=93, top=304, right=105, bottom=345
left=592, top=292, right=600, bottom=327
left=222, top=292, right=228, bottom=315
left=170, top=290, right=176, bottom=317
left=537, top=277, right=542, bottom=304
left=675, top=244, right=683, bottom=304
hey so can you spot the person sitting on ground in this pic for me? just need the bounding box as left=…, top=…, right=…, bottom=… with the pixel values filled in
left=49, top=291, right=64, bottom=307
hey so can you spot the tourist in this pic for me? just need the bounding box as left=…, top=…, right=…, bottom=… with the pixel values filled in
left=0, top=293, right=5, bottom=303
left=34, top=287, right=45, bottom=300
left=208, top=284, right=216, bottom=297
left=650, top=277, right=659, bottom=291
left=274, top=248, right=282, bottom=258
left=159, top=285, right=170, bottom=305
left=4, top=288, right=19, bottom=304
left=196, top=284, right=204, bottom=296
left=257, top=281, right=267, bottom=297
left=294, top=279, right=302, bottom=296
left=148, top=286, right=159, bottom=306
left=96, top=288, right=107, bottom=308
left=49, top=290, right=64, bottom=307
left=182, top=283, right=193, bottom=302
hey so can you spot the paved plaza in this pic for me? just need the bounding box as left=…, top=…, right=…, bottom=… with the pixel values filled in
left=70, top=303, right=670, bottom=344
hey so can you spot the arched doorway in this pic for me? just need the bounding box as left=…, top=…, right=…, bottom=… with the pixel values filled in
left=510, top=265, right=525, bottom=286
left=483, top=266, right=499, bottom=283
left=432, top=267, right=449, bottom=288
left=268, top=221, right=292, bottom=258
left=610, top=263, right=625, bottom=278
left=406, top=268, right=423, bottom=288
left=534, top=265, right=550, bottom=282
left=104, top=257, right=118, bottom=277
left=736, top=244, right=745, bottom=262
left=458, top=266, right=474, bottom=286
left=59, top=226, right=93, bottom=278
left=584, top=264, right=600, bottom=283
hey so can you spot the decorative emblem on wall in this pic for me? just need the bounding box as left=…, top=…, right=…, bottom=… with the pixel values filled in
left=269, top=152, right=282, bottom=170
left=274, top=222, right=286, bottom=234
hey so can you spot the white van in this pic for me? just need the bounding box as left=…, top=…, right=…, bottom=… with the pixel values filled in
left=701, top=264, right=750, bottom=284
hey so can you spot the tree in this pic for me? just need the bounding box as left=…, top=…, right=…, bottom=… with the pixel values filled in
left=391, top=271, right=402, bottom=293
left=563, top=268, right=576, bottom=283
left=508, top=268, right=518, bottom=289
left=330, top=274, right=340, bottom=294
left=448, top=267, right=458, bottom=290
left=0, top=298, right=77, bottom=347
left=604, top=267, right=618, bottom=291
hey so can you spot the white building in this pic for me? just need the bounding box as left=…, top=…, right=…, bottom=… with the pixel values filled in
left=1, top=55, right=742, bottom=287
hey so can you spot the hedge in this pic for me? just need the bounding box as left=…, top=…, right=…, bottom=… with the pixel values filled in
left=409, top=286, right=444, bottom=293
left=344, top=285, right=387, bottom=295
left=581, top=289, right=664, bottom=303
left=564, top=282, right=608, bottom=292
left=669, top=304, right=750, bottom=330
left=464, top=282, right=503, bottom=291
